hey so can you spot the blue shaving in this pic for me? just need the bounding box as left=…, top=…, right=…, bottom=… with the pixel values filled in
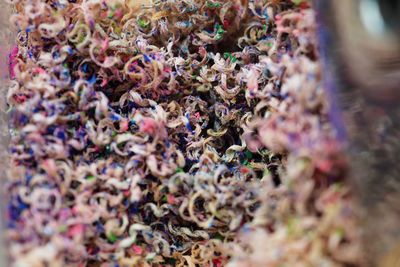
left=143, top=54, right=151, bottom=63
left=88, top=75, right=97, bottom=85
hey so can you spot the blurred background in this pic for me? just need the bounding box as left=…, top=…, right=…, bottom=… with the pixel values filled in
left=316, top=0, right=400, bottom=266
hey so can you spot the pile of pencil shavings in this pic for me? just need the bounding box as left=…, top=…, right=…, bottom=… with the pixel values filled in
left=5, top=0, right=361, bottom=266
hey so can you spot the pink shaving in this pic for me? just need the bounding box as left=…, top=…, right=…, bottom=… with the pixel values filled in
left=9, top=45, right=18, bottom=79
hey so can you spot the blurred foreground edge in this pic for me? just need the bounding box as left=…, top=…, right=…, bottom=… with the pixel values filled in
left=315, top=0, right=400, bottom=266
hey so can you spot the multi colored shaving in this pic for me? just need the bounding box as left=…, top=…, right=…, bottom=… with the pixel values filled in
left=5, top=0, right=361, bottom=266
